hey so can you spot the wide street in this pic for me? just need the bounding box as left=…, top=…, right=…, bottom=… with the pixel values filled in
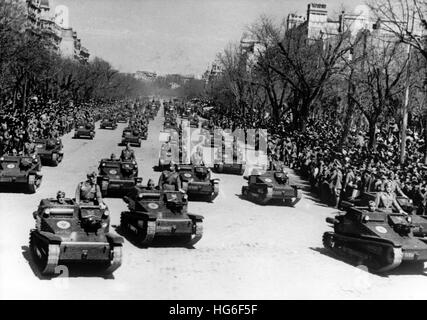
left=1, top=101, right=426, bottom=300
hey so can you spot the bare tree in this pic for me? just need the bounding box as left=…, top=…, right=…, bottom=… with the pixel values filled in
left=267, top=24, right=355, bottom=131
left=369, top=0, right=427, bottom=161
left=349, top=32, right=410, bottom=149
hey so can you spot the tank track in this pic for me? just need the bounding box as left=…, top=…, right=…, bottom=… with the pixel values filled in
left=29, top=231, right=60, bottom=275
left=121, top=213, right=156, bottom=247
left=104, top=246, right=122, bottom=274
left=284, top=189, right=302, bottom=207
left=323, top=231, right=403, bottom=273
left=187, top=220, right=203, bottom=246
left=139, top=220, right=156, bottom=246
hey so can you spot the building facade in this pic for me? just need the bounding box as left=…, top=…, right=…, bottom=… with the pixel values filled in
left=25, top=0, right=90, bottom=62
left=287, top=3, right=424, bottom=40
left=134, top=71, right=157, bottom=81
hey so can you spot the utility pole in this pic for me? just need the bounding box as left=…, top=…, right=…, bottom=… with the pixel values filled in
left=339, top=48, right=354, bottom=148
left=424, top=34, right=427, bottom=164
left=400, top=43, right=412, bottom=164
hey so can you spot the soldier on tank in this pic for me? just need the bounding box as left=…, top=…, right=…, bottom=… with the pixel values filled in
left=158, top=162, right=182, bottom=191
left=275, top=168, right=289, bottom=185
left=146, top=179, right=157, bottom=190
left=120, top=143, right=135, bottom=161
left=269, top=154, right=285, bottom=171
left=75, top=171, right=106, bottom=208
left=56, top=190, right=66, bottom=204
left=23, top=135, right=37, bottom=157
left=374, top=181, right=407, bottom=215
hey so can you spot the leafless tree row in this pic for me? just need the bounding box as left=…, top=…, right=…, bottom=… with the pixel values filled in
left=0, top=0, right=147, bottom=110
left=206, top=1, right=427, bottom=162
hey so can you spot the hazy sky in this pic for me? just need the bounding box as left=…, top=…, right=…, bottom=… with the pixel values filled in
left=50, top=0, right=362, bottom=75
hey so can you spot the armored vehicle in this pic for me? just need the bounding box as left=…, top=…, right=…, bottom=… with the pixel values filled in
left=158, top=143, right=180, bottom=171
left=30, top=199, right=123, bottom=275
left=201, top=120, right=211, bottom=131
left=34, top=138, right=63, bottom=166
left=121, top=187, right=203, bottom=246
left=213, top=142, right=245, bottom=175
left=163, top=120, right=178, bottom=132
left=189, top=117, right=199, bottom=128
left=241, top=170, right=302, bottom=206
left=203, top=128, right=222, bottom=148
left=141, top=128, right=148, bottom=140
left=181, top=108, right=191, bottom=119
left=121, top=127, right=142, bottom=147
left=178, top=164, right=219, bottom=202
left=323, top=206, right=427, bottom=273
left=341, top=192, right=416, bottom=215
left=117, top=114, right=128, bottom=123
left=74, top=123, right=95, bottom=139
left=100, top=118, right=118, bottom=130
left=145, top=107, right=156, bottom=120
left=97, top=158, right=142, bottom=197
left=0, top=155, right=42, bottom=193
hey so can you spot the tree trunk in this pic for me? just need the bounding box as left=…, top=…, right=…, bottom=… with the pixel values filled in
left=22, top=74, right=27, bottom=113
left=340, top=75, right=355, bottom=148
left=424, top=70, right=427, bottom=164
left=368, top=120, right=377, bottom=151
left=400, top=44, right=411, bottom=165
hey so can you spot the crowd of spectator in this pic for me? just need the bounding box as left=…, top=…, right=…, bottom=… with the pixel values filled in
left=0, top=97, right=136, bottom=156
left=194, top=97, right=427, bottom=214
left=266, top=118, right=427, bottom=214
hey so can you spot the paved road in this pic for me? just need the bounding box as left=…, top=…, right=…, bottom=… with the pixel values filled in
left=1, top=102, right=427, bottom=299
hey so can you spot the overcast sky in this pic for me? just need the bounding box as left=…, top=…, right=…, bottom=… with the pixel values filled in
left=50, top=0, right=363, bottom=76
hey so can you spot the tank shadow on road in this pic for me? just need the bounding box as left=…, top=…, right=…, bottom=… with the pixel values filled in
left=114, top=226, right=198, bottom=249
left=235, top=193, right=299, bottom=208
left=387, top=261, right=427, bottom=276
left=21, top=245, right=116, bottom=280
left=309, top=246, right=386, bottom=277
left=310, top=247, right=427, bottom=277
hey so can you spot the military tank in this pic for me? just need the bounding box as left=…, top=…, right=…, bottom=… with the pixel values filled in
left=100, top=118, right=118, bottom=130
left=74, top=123, right=95, bottom=139
left=189, top=116, right=199, bottom=128
left=203, top=128, right=222, bottom=148
left=121, top=127, right=142, bottom=147
left=121, top=187, right=203, bottom=246
left=0, top=155, right=42, bottom=193
left=140, top=126, right=148, bottom=140
left=341, top=191, right=417, bottom=215
left=241, top=170, right=302, bottom=206
left=34, top=138, right=63, bottom=166
left=323, top=206, right=427, bottom=273
left=178, top=164, right=219, bottom=202
left=163, top=119, right=178, bottom=132
left=117, top=114, right=128, bottom=123
left=158, top=143, right=180, bottom=171
left=181, top=108, right=191, bottom=119
left=213, top=141, right=245, bottom=175
left=97, top=158, right=142, bottom=197
left=29, top=198, right=123, bottom=275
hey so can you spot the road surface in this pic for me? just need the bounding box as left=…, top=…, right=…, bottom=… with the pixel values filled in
left=1, top=102, right=427, bottom=300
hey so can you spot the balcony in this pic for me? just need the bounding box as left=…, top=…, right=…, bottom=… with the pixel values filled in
left=80, top=47, right=90, bottom=58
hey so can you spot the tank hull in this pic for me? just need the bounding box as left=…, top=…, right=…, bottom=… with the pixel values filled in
left=120, top=212, right=203, bottom=247
left=29, top=230, right=122, bottom=275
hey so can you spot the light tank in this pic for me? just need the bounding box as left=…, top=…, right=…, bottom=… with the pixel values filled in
left=323, top=205, right=427, bottom=273
left=121, top=187, right=203, bottom=247
left=30, top=198, right=123, bottom=275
